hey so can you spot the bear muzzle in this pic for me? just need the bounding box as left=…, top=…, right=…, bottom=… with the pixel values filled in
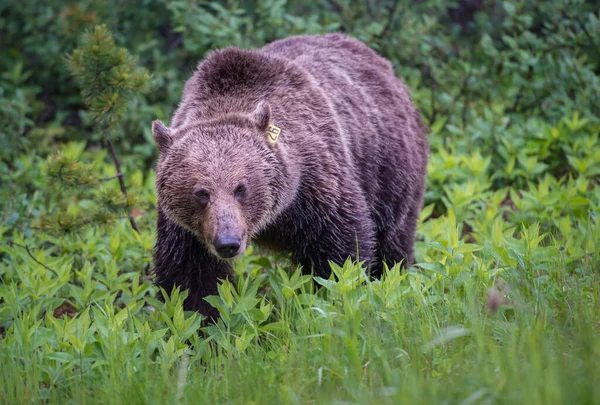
left=213, top=235, right=242, bottom=259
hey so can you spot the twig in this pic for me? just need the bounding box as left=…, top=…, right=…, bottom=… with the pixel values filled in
left=448, top=64, right=473, bottom=122
left=429, top=87, right=438, bottom=124
left=326, top=0, right=343, bottom=13
left=506, top=65, right=534, bottom=129
left=365, top=0, right=375, bottom=19
left=99, top=173, right=122, bottom=181
left=326, top=0, right=348, bottom=32
left=7, top=242, right=59, bottom=277
left=106, top=138, right=140, bottom=234
left=376, top=0, right=401, bottom=39
left=562, top=49, right=598, bottom=104
left=508, top=85, right=523, bottom=113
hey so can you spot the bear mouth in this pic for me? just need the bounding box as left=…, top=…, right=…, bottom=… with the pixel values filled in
left=216, top=248, right=240, bottom=259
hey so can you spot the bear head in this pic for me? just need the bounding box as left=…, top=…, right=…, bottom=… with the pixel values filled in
left=153, top=101, right=281, bottom=260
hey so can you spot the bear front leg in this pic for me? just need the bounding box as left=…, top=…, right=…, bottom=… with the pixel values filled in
left=303, top=222, right=375, bottom=278
left=371, top=210, right=417, bottom=277
left=153, top=209, right=232, bottom=323
left=291, top=187, right=376, bottom=279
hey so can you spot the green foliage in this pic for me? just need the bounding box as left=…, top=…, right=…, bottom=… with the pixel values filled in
left=1, top=0, right=600, bottom=403
left=166, top=0, right=340, bottom=53
left=0, top=63, right=34, bottom=160
left=41, top=25, right=151, bottom=235
left=66, top=24, right=151, bottom=131
left=1, top=196, right=599, bottom=402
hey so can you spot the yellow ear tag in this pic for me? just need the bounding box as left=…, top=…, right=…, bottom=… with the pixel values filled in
left=266, top=124, right=281, bottom=145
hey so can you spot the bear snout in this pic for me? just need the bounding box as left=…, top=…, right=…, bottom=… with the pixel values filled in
left=213, top=235, right=242, bottom=259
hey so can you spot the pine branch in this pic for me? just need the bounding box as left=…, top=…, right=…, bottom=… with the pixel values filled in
left=53, top=24, right=151, bottom=235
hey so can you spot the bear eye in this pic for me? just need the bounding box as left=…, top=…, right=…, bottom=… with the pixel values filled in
left=234, top=184, right=247, bottom=201
left=194, top=188, right=210, bottom=207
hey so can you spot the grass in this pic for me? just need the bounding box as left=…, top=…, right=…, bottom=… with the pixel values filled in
left=1, top=191, right=599, bottom=404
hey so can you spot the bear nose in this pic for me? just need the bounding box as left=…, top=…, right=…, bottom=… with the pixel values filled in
left=214, top=236, right=241, bottom=258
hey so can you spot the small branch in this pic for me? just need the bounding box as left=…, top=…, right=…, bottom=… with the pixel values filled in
left=562, top=50, right=598, bottom=104
left=326, top=0, right=348, bottom=32
left=506, top=65, right=533, bottom=128
left=99, top=173, right=123, bottom=182
left=429, top=87, right=438, bottom=124
left=509, top=85, right=523, bottom=113
left=365, top=0, right=375, bottom=19
left=107, top=138, right=140, bottom=234
left=7, top=242, right=59, bottom=277
left=376, top=0, right=401, bottom=39
left=326, top=0, right=343, bottom=13
left=448, top=64, right=473, bottom=120
left=576, top=18, right=593, bottom=43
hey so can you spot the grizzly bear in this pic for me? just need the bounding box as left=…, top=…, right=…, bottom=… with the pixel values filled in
left=152, top=34, right=429, bottom=322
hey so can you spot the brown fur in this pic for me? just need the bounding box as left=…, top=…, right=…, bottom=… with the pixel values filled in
left=152, top=34, right=429, bottom=322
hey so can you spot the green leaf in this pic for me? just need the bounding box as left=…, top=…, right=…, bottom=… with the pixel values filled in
left=454, top=244, right=483, bottom=254
left=232, top=296, right=261, bottom=314
left=47, top=352, right=75, bottom=363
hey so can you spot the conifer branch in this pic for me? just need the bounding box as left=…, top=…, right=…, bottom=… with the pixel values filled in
left=52, top=24, right=151, bottom=235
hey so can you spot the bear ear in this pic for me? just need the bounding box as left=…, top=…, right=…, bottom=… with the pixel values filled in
left=153, top=120, right=172, bottom=154
left=251, top=101, right=271, bottom=133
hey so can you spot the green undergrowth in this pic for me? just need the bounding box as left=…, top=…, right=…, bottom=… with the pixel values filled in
left=1, top=143, right=599, bottom=403
left=2, top=1, right=600, bottom=403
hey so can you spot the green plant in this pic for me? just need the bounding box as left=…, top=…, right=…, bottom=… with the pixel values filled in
left=43, top=25, right=151, bottom=234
